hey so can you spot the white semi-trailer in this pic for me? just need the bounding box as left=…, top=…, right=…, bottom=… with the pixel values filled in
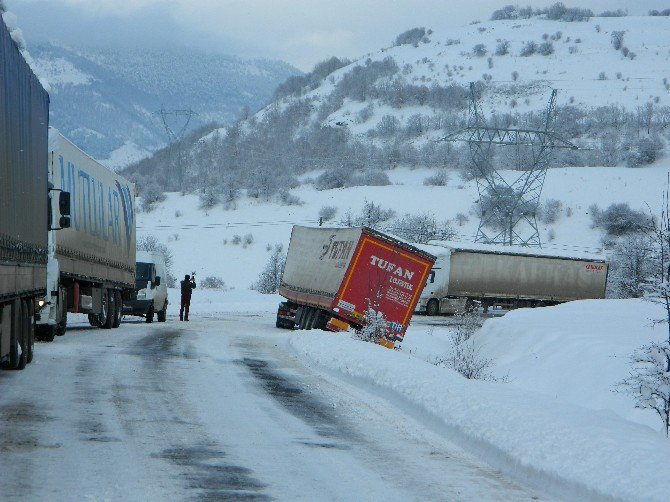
left=416, top=242, right=609, bottom=315
left=36, top=129, right=136, bottom=340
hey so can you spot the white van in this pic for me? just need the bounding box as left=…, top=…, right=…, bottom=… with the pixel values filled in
left=123, top=251, right=169, bottom=322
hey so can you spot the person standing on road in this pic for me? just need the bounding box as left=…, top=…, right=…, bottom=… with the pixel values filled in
left=180, top=273, right=197, bottom=321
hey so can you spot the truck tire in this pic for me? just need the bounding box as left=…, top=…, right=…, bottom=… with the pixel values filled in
left=15, top=300, right=27, bottom=370
left=157, top=302, right=167, bottom=322
left=24, top=299, right=34, bottom=364
left=426, top=299, right=440, bottom=316
left=88, top=314, right=100, bottom=327
left=55, top=288, right=67, bottom=336
left=103, top=289, right=115, bottom=329
left=112, top=291, right=122, bottom=328
left=1, top=300, right=21, bottom=370
left=145, top=305, right=154, bottom=323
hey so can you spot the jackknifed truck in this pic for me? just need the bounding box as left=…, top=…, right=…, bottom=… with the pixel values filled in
left=276, top=226, right=436, bottom=347
left=35, top=129, right=136, bottom=340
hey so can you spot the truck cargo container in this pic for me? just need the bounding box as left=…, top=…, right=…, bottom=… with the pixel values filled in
left=415, top=242, right=609, bottom=315
left=0, top=14, right=51, bottom=369
left=277, top=226, right=436, bottom=346
left=36, top=129, right=136, bottom=340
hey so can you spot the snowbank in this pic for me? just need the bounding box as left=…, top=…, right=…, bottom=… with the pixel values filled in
left=288, top=300, right=670, bottom=501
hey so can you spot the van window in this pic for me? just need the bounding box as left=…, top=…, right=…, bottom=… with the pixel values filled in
left=136, top=262, right=154, bottom=281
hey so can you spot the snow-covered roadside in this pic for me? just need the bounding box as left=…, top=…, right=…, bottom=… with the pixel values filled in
left=288, top=303, right=670, bottom=501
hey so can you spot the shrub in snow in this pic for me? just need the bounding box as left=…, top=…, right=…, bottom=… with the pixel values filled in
left=607, top=234, right=656, bottom=298
left=617, top=341, right=670, bottom=436
left=472, top=44, right=487, bottom=57
left=354, top=307, right=390, bottom=344
left=347, top=170, right=391, bottom=187
left=611, top=30, right=625, bottom=50
left=538, top=41, right=554, bottom=56
left=354, top=200, right=396, bottom=229
left=423, top=169, right=449, bottom=186
left=600, top=9, right=627, bottom=17
left=231, top=234, right=242, bottom=245
left=538, top=198, right=563, bottom=224
left=199, top=186, right=219, bottom=210
left=318, top=205, right=337, bottom=222
left=591, top=202, right=653, bottom=237
left=520, top=41, right=537, bottom=57
left=200, top=276, right=226, bottom=290
left=511, top=70, right=519, bottom=81
left=626, top=136, right=664, bottom=168
left=243, top=234, right=254, bottom=247
left=649, top=9, right=670, bottom=16
left=494, top=40, right=510, bottom=56
left=314, top=168, right=351, bottom=191
left=278, top=189, right=303, bottom=206
left=393, top=27, right=431, bottom=47
left=389, top=213, right=456, bottom=244
left=251, top=244, right=285, bottom=294
left=139, top=181, right=166, bottom=212
left=435, top=313, right=499, bottom=381
left=491, top=5, right=532, bottom=20
left=455, top=213, right=469, bottom=226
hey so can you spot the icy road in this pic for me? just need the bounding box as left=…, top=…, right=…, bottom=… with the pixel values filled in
left=0, top=313, right=549, bottom=501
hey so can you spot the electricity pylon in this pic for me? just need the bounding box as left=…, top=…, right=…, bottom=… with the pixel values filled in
left=155, top=107, right=197, bottom=191
left=442, top=83, right=578, bottom=247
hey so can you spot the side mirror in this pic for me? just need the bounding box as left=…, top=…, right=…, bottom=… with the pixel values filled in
left=59, top=192, right=71, bottom=216
left=154, top=276, right=161, bottom=286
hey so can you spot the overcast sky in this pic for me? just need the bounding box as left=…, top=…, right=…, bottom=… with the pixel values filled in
left=6, top=0, right=667, bottom=71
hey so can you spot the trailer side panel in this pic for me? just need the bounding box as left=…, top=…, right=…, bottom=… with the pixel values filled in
left=447, top=251, right=608, bottom=301
left=48, top=130, right=136, bottom=288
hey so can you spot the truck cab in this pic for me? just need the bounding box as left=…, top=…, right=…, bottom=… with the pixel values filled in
left=124, top=251, right=168, bottom=323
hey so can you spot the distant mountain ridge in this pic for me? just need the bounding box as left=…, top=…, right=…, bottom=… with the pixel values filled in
left=31, top=43, right=300, bottom=169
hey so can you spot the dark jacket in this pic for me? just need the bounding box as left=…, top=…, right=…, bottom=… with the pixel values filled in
left=181, top=279, right=196, bottom=299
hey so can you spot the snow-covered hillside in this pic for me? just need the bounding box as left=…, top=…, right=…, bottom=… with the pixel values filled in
left=137, top=157, right=670, bottom=290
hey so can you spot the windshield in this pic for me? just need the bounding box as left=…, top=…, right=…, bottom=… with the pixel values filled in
left=136, top=262, right=153, bottom=282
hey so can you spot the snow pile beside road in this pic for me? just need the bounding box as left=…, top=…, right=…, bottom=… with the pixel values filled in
left=288, top=300, right=670, bottom=501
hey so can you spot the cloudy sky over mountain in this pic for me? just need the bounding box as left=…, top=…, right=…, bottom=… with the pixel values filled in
left=6, top=0, right=668, bottom=70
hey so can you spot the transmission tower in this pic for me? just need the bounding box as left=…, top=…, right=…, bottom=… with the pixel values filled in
left=155, top=107, right=197, bottom=191
left=442, top=83, right=578, bottom=247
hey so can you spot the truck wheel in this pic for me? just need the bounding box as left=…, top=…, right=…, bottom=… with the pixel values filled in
left=145, top=306, right=154, bottom=323
left=112, top=291, right=122, bottom=328
left=24, top=299, right=34, bottom=364
left=103, top=289, right=115, bottom=329
left=55, top=288, right=68, bottom=336
left=157, top=302, right=167, bottom=322
left=426, top=299, right=440, bottom=316
left=15, top=300, right=27, bottom=370
left=2, top=300, right=22, bottom=370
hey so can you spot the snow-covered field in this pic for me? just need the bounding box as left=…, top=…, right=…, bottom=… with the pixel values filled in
left=138, top=160, right=670, bottom=291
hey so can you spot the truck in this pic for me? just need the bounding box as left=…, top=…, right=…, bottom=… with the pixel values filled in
left=35, top=128, right=136, bottom=341
left=415, top=242, right=609, bottom=315
left=123, top=250, right=169, bottom=323
left=276, top=226, right=436, bottom=347
left=0, top=14, right=56, bottom=369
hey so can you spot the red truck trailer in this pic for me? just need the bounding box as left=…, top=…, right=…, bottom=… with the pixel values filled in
left=277, top=226, right=436, bottom=347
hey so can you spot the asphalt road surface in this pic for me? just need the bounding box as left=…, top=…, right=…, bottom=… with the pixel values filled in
left=0, top=312, right=549, bottom=501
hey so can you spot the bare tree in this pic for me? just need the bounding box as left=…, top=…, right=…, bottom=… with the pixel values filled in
left=251, top=244, right=285, bottom=294
left=617, top=179, right=670, bottom=436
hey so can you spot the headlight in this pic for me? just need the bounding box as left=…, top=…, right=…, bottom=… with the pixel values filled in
left=137, top=290, right=147, bottom=299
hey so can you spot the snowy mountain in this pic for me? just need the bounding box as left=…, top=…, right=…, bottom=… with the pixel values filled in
left=31, top=43, right=300, bottom=169
left=126, top=10, right=670, bottom=206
